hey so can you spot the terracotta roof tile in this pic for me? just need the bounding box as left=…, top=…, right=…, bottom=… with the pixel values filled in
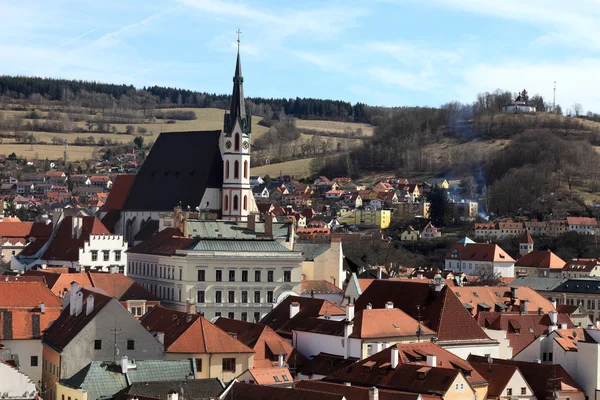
left=445, top=243, right=515, bottom=263
left=127, top=228, right=197, bottom=256
left=468, top=355, right=584, bottom=400
left=450, top=286, right=555, bottom=317
left=225, top=382, right=344, bottom=400
left=0, top=222, right=34, bottom=238
left=298, top=353, right=359, bottom=377
left=355, top=281, right=492, bottom=342
left=469, top=362, right=520, bottom=398
left=520, top=229, right=534, bottom=244
left=566, top=217, right=598, bottom=226
left=516, top=250, right=565, bottom=269
left=301, top=280, right=343, bottom=294
left=245, top=367, right=293, bottom=385
left=41, top=216, right=110, bottom=262
left=562, top=258, right=600, bottom=272
left=295, top=380, right=428, bottom=400
left=351, top=308, right=435, bottom=339
left=140, top=306, right=253, bottom=354
left=260, top=296, right=345, bottom=339
left=100, top=175, right=136, bottom=212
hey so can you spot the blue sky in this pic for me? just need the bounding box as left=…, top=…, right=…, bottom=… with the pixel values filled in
left=2, top=0, right=600, bottom=112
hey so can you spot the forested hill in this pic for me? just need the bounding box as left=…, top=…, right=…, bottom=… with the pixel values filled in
left=0, top=75, right=374, bottom=122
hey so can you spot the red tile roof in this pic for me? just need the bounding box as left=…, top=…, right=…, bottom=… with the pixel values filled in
left=516, top=250, right=565, bottom=269
left=325, top=342, right=482, bottom=396
left=562, top=258, right=600, bottom=272
left=520, top=229, right=534, bottom=244
left=566, top=217, right=598, bottom=226
left=450, top=286, right=555, bottom=317
left=469, top=362, right=521, bottom=398
left=139, top=306, right=253, bottom=354
left=0, top=222, right=34, bottom=238
left=354, top=281, right=492, bottom=342
left=298, top=353, right=359, bottom=377
left=350, top=308, right=436, bottom=339
left=127, top=228, right=197, bottom=256
left=100, top=175, right=136, bottom=212
left=260, top=296, right=345, bottom=339
left=445, top=243, right=515, bottom=263
left=295, top=380, right=427, bottom=400
left=468, top=355, right=584, bottom=400
left=214, top=318, right=307, bottom=369
left=301, top=280, right=343, bottom=295
left=41, top=216, right=110, bottom=262
left=88, top=272, right=159, bottom=302
left=225, top=382, right=344, bottom=400
left=476, top=311, right=574, bottom=355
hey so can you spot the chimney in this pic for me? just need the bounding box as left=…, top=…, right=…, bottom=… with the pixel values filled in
left=344, top=382, right=351, bottom=387
left=121, top=355, right=129, bottom=374
left=511, top=287, right=518, bottom=300
left=366, top=303, right=372, bottom=310
left=595, top=320, right=600, bottom=329
left=549, top=310, right=558, bottom=325
left=39, top=302, right=45, bottom=314
left=385, top=301, right=394, bottom=309
left=417, top=273, right=424, bottom=280
left=560, top=323, right=568, bottom=330
left=376, top=267, right=382, bottom=279
left=185, top=314, right=192, bottom=324
left=85, top=295, right=94, bottom=316
left=69, top=281, right=80, bottom=315
left=538, top=307, right=543, bottom=316
left=426, top=354, right=437, bottom=367
left=265, top=214, right=273, bottom=237
left=278, top=353, right=285, bottom=368
left=520, top=300, right=529, bottom=314
left=549, top=324, right=557, bottom=333
left=71, top=216, right=83, bottom=239
left=185, top=299, right=195, bottom=315
left=346, top=304, right=355, bottom=322
left=156, top=332, right=165, bottom=345
left=390, top=346, right=399, bottom=369
left=551, top=300, right=557, bottom=309
left=369, top=387, right=379, bottom=400
left=248, top=214, right=256, bottom=232
left=290, top=302, right=300, bottom=319
left=167, top=390, right=178, bottom=400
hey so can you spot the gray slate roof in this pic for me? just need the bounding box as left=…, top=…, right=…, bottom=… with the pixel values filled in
left=186, top=220, right=290, bottom=239
left=127, top=378, right=225, bottom=400
left=293, top=243, right=331, bottom=261
left=62, top=360, right=195, bottom=400
left=190, top=239, right=292, bottom=252
left=509, top=277, right=566, bottom=291
left=510, top=276, right=600, bottom=293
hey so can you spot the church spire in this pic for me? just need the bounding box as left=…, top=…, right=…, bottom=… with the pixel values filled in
left=224, top=29, right=251, bottom=135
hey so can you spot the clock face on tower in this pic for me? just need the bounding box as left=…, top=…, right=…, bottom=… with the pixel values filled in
left=242, top=141, right=249, bottom=149
left=225, top=140, right=232, bottom=149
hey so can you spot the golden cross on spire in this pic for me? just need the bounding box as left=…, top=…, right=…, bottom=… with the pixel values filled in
left=236, top=29, right=242, bottom=49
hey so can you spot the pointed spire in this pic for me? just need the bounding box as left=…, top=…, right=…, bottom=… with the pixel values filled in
left=520, top=229, right=534, bottom=244
left=224, top=29, right=250, bottom=135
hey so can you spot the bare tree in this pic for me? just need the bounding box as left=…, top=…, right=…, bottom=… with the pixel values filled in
left=573, top=102, right=583, bottom=117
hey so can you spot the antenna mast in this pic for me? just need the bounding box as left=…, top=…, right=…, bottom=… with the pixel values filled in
left=553, top=81, right=556, bottom=113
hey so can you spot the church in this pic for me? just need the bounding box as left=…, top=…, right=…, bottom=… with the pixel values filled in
left=110, top=46, right=257, bottom=243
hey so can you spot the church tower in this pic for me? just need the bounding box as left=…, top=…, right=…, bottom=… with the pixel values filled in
left=221, top=31, right=252, bottom=221
left=519, top=229, right=534, bottom=257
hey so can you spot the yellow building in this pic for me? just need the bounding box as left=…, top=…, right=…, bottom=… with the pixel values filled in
left=340, top=209, right=391, bottom=229
left=400, top=226, right=420, bottom=241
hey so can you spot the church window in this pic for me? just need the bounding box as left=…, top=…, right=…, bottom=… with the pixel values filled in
left=243, top=195, right=248, bottom=211
left=244, top=161, right=248, bottom=179
left=234, top=160, right=239, bottom=179
left=224, top=195, right=229, bottom=210
left=225, top=160, right=230, bottom=179
left=233, top=195, right=239, bottom=210
left=235, top=133, right=240, bottom=151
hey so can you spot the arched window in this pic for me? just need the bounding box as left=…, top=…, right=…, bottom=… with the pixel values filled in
left=243, top=160, right=248, bottom=179
left=233, top=195, right=239, bottom=210
left=234, top=160, right=239, bottom=179
left=235, top=133, right=240, bottom=151
left=225, top=160, right=230, bottom=179
left=243, top=195, right=248, bottom=211
left=224, top=194, right=229, bottom=210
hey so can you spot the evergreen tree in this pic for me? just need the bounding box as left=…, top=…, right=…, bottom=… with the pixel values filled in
left=427, top=186, right=451, bottom=227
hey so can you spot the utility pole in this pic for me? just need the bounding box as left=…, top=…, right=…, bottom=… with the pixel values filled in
left=111, top=316, right=122, bottom=362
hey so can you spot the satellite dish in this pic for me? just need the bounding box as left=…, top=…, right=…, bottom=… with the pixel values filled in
left=50, top=162, right=55, bottom=168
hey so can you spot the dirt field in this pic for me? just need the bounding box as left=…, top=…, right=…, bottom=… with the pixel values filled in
left=252, top=157, right=314, bottom=178
left=0, top=144, right=97, bottom=160
left=295, top=119, right=374, bottom=136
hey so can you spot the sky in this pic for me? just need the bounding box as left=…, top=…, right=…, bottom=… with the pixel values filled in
left=2, top=0, right=600, bottom=112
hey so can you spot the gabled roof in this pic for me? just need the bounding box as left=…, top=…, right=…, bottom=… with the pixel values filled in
left=468, top=355, right=584, bottom=400
left=562, top=258, right=600, bottom=272
left=476, top=311, right=574, bottom=355
left=298, top=353, right=359, bottom=377
left=301, top=280, right=343, bottom=295
left=88, top=272, right=159, bottom=302
left=553, top=328, right=584, bottom=351
left=354, top=281, right=492, bottom=342
left=444, top=242, right=514, bottom=263
left=244, top=367, right=293, bottom=385
left=40, top=216, right=110, bottom=262
left=43, top=289, right=113, bottom=351
left=351, top=308, right=436, bottom=339
left=126, top=379, right=226, bottom=400
left=260, top=296, right=345, bottom=339
left=469, top=362, right=522, bottom=398
left=123, top=131, right=223, bottom=211
left=294, top=243, right=331, bottom=261
left=295, top=380, right=425, bottom=400
left=100, top=174, right=135, bottom=212
left=214, top=318, right=307, bottom=369
left=519, top=229, right=534, bottom=244
left=0, top=222, right=34, bottom=238
left=224, top=382, right=344, bottom=400
left=63, top=360, right=196, bottom=400
left=139, top=306, right=253, bottom=354
left=324, top=343, right=474, bottom=395
left=0, top=282, right=63, bottom=340
left=566, top=217, right=598, bottom=226
left=450, top=286, right=555, bottom=316
left=516, top=250, right=565, bottom=269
